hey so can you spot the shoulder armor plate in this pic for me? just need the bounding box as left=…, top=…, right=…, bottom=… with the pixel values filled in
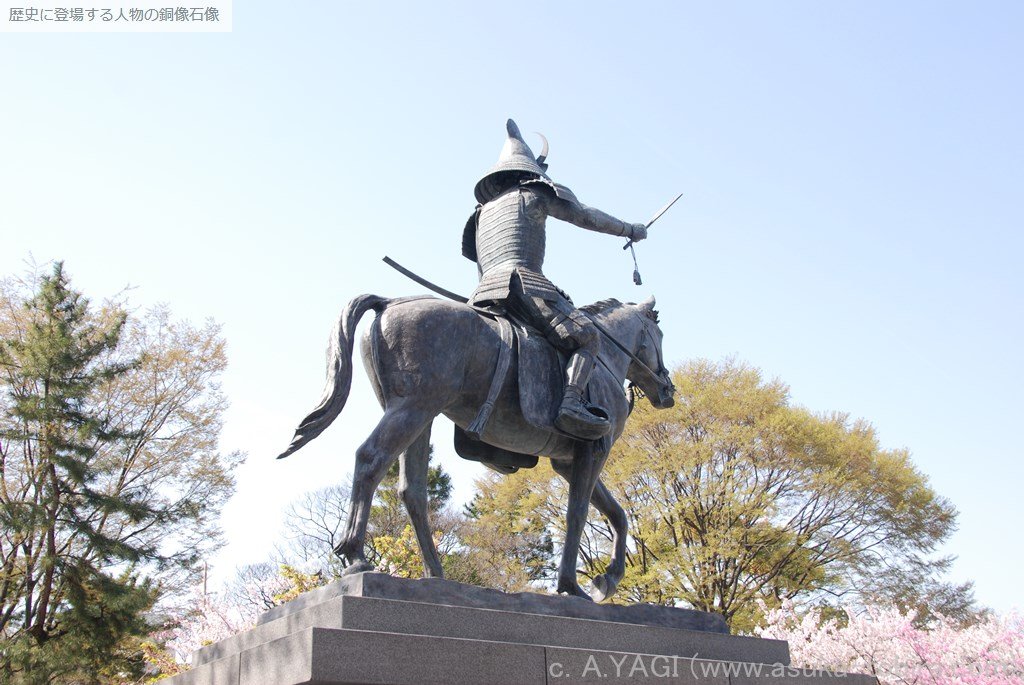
left=551, top=182, right=579, bottom=204
left=520, top=178, right=580, bottom=206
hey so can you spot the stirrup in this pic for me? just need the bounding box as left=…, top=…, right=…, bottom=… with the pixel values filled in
left=555, top=395, right=611, bottom=440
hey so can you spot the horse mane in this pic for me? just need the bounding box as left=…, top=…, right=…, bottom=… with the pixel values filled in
left=579, top=298, right=621, bottom=316
left=580, top=298, right=659, bottom=323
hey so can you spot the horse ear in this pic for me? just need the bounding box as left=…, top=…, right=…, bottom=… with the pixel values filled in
left=640, top=296, right=659, bottom=323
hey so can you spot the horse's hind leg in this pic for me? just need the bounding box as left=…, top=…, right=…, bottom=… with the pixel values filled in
left=398, top=424, right=444, bottom=578
left=551, top=463, right=627, bottom=602
left=334, top=405, right=434, bottom=573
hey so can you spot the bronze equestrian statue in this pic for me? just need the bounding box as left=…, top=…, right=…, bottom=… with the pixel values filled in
left=280, top=120, right=676, bottom=602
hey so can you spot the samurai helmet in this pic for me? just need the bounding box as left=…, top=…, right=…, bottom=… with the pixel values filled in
left=474, top=119, right=550, bottom=204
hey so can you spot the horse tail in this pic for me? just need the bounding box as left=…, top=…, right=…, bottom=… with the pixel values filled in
left=277, top=294, right=390, bottom=459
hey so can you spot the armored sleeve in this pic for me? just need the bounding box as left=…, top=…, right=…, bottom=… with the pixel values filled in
left=543, top=189, right=634, bottom=237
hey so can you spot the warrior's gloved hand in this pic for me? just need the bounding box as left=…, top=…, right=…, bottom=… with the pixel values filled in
left=629, top=223, right=648, bottom=241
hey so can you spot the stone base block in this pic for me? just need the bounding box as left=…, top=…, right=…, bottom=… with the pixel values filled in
left=163, top=573, right=876, bottom=685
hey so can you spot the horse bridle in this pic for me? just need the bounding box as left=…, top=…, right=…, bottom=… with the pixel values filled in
left=586, top=312, right=671, bottom=394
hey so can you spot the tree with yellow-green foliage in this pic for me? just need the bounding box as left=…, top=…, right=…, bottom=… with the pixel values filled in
left=459, top=465, right=557, bottom=592
left=463, top=359, right=971, bottom=631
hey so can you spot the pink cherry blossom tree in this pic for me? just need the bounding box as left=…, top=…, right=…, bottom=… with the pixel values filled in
left=758, top=603, right=1024, bottom=685
left=156, top=566, right=297, bottom=668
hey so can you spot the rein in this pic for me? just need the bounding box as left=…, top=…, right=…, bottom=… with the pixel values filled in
left=586, top=314, right=665, bottom=388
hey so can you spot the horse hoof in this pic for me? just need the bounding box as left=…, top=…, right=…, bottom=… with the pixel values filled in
left=591, top=574, right=619, bottom=603
left=341, top=560, right=376, bottom=576
left=558, top=580, right=594, bottom=601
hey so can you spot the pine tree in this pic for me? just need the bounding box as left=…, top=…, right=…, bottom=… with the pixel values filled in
left=0, top=263, right=157, bottom=681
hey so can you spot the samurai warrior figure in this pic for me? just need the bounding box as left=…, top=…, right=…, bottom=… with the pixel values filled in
left=462, top=119, right=648, bottom=440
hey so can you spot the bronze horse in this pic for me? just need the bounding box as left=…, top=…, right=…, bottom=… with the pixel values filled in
left=279, top=294, right=675, bottom=601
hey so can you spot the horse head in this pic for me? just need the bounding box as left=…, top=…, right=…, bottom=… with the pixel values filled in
left=629, top=296, right=675, bottom=409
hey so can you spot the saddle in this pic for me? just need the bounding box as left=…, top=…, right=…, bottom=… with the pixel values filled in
left=453, top=309, right=591, bottom=474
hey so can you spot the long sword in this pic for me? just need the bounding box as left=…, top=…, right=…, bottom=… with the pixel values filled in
left=382, top=256, right=469, bottom=303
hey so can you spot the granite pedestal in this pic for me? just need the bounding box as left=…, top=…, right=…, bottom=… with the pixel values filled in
left=164, top=573, right=877, bottom=685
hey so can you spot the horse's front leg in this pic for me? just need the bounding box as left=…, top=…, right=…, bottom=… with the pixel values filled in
left=551, top=461, right=628, bottom=602
left=588, top=479, right=627, bottom=602
left=335, top=404, right=434, bottom=574
left=555, top=438, right=610, bottom=600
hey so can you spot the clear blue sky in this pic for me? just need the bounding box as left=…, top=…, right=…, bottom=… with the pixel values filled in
left=2, top=2, right=1021, bottom=613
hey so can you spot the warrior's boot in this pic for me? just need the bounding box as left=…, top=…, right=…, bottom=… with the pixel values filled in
left=555, top=350, right=611, bottom=440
